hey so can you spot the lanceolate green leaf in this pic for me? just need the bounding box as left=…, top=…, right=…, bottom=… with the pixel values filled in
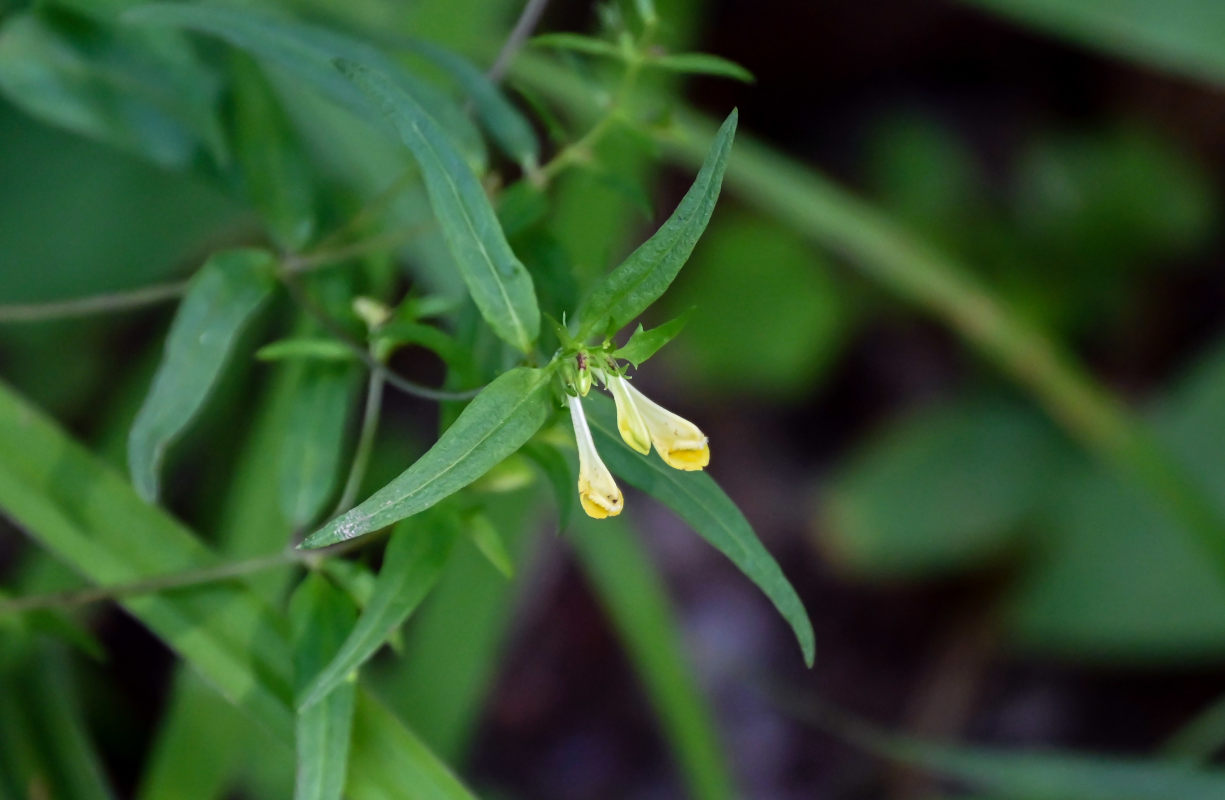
left=128, top=248, right=276, bottom=502
left=612, top=309, right=693, bottom=368
left=290, top=575, right=357, bottom=800
left=577, top=110, right=737, bottom=339
left=585, top=393, right=815, bottom=666
left=302, top=367, right=555, bottom=549
left=336, top=59, right=540, bottom=353
left=402, top=38, right=540, bottom=168
left=126, top=3, right=486, bottom=168
left=650, top=53, right=755, bottom=83
left=298, top=518, right=457, bottom=710
left=529, top=33, right=624, bottom=60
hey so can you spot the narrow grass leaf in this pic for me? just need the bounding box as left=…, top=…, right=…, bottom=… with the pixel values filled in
left=402, top=38, right=540, bottom=168
left=529, top=33, right=624, bottom=60
left=346, top=691, right=477, bottom=800
left=301, top=367, right=554, bottom=549
left=290, top=575, right=357, bottom=800
left=521, top=441, right=577, bottom=530
left=336, top=59, right=540, bottom=352
left=257, top=338, right=358, bottom=363
left=467, top=514, right=514, bottom=578
left=128, top=248, right=276, bottom=502
left=279, top=362, right=360, bottom=529
left=577, top=110, right=737, bottom=338
left=585, top=392, right=815, bottom=666
left=299, top=519, right=457, bottom=710
left=572, top=518, right=736, bottom=800
left=650, top=53, right=755, bottom=83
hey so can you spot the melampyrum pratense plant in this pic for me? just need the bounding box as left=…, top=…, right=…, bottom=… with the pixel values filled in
left=0, top=1, right=813, bottom=796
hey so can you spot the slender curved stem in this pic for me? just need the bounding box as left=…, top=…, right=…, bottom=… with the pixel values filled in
left=488, top=0, right=551, bottom=83
left=334, top=365, right=385, bottom=515
left=0, top=281, right=188, bottom=322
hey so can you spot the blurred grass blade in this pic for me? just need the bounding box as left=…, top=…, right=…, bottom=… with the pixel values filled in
left=612, top=309, right=693, bottom=368
left=299, top=519, right=457, bottom=710
left=291, top=574, right=358, bottom=800
left=0, top=380, right=296, bottom=740
left=279, top=362, right=361, bottom=529
left=467, top=514, right=514, bottom=578
left=0, top=10, right=225, bottom=168
left=521, top=441, right=577, bottom=530
left=257, top=338, right=358, bottom=363
left=230, top=53, right=316, bottom=251
left=1164, top=692, right=1225, bottom=763
left=0, top=379, right=483, bottom=796
left=336, top=59, right=540, bottom=353
left=126, top=3, right=486, bottom=167
left=529, top=32, right=624, bottom=59
left=572, top=517, right=736, bottom=800
left=585, top=393, right=815, bottom=667
left=128, top=248, right=276, bottom=502
left=650, top=53, right=754, bottom=83
left=576, top=110, right=736, bottom=339
left=346, top=691, right=477, bottom=800
left=302, top=367, right=554, bottom=549
left=402, top=38, right=540, bottom=168
left=957, top=0, right=1225, bottom=88
left=0, top=648, right=116, bottom=800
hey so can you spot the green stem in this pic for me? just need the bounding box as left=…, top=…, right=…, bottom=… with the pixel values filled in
left=0, top=281, right=187, bottom=322
left=334, top=365, right=385, bottom=515
left=512, top=54, right=1225, bottom=579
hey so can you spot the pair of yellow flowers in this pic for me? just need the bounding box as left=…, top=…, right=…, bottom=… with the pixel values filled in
left=568, top=370, right=710, bottom=518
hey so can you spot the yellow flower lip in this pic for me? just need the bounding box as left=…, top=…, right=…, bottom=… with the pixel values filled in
left=568, top=395, right=623, bottom=519
left=618, top=378, right=710, bottom=471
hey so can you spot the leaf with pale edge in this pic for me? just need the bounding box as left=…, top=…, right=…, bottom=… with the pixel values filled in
left=128, top=248, right=276, bottom=501
left=577, top=110, right=737, bottom=339
left=612, top=309, right=693, bottom=368
left=302, top=367, right=554, bottom=549
left=585, top=392, right=814, bottom=666
left=336, top=59, right=540, bottom=353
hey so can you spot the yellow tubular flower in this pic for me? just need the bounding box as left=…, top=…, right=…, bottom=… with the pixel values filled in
left=620, top=379, right=710, bottom=470
left=568, top=395, right=624, bottom=519
left=606, top=373, right=651, bottom=455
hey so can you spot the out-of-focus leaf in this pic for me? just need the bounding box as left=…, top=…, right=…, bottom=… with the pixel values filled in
left=467, top=513, right=514, bottom=578
left=585, top=393, right=815, bottom=666
left=577, top=110, right=737, bottom=338
left=299, top=518, right=456, bottom=710
left=612, top=310, right=692, bottom=368
left=346, top=691, right=477, bottom=800
left=0, top=647, right=115, bottom=800
left=402, top=38, right=540, bottom=168
left=373, top=321, right=466, bottom=366
left=127, top=3, right=486, bottom=168
left=0, top=379, right=484, bottom=796
left=572, top=516, right=736, bottom=800
left=661, top=214, right=844, bottom=399
left=957, top=0, right=1225, bottom=88
left=1003, top=340, right=1225, bottom=662
left=290, top=574, right=357, bottom=800
left=529, top=32, right=623, bottom=59
left=257, top=338, right=358, bottom=363
left=522, top=440, right=577, bottom=530
left=0, top=380, right=296, bottom=740
left=302, top=367, right=555, bottom=549
left=882, top=734, right=1225, bottom=800
left=514, top=230, right=581, bottom=330
left=820, top=399, right=1065, bottom=578
left=128, top=248, right=277, bottom=502
left=0, top=9, right=224, bottom=168
left=497, top=181, right=549, bottom=239
left=650, top=52, right=754, bottom=82
left=279, top=361, right=361, bottom=529
left=337, top=59, right=540, bottom=353
left=230, top=53, right=315, bottom=251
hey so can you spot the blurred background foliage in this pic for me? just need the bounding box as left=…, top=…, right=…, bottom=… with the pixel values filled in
left=5, top=0, right=1225, bottom=798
